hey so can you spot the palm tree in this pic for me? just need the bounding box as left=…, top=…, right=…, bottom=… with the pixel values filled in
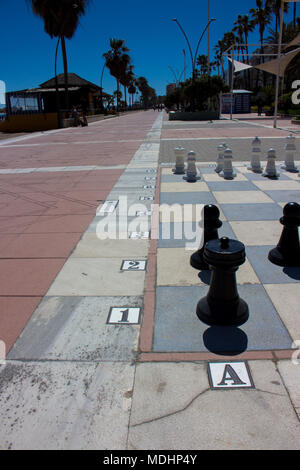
left=29, top=0, right=90, bottom=112
left=250, top=0, right=272, bottom=86
left=266, top=0, right=289, bottom=36
left=120, top=64, right=134, bottom=109
left=250, top=0, right=272, bottom=59
left=128, top=81, right=136, bottom=108
left=103, top=38, right=130, bottom=112
left=233, top=21, right=246, bottom=62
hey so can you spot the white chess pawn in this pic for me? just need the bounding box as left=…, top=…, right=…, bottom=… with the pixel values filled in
left=183, top=151, right=200, bottom=182
left=263, top=148, right=280, bottom=178
left=248, top=136, right=262, bottom=173
left=215, top=144, right=225, bottom=173
left=221, top=148, right=236, bottom=179
left=282, top=134, right=298, bottom=173
left=172, top=147, right=186, bottom=174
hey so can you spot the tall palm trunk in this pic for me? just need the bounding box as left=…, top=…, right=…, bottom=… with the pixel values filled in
left=60, top=35, right=69, bottom=113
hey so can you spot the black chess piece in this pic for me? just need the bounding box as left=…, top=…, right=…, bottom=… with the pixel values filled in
left=268, top=202, right=300, bottom=267
left=190, top=204, right=222, bottom=270
left=196, top=237, right=249, bottom=326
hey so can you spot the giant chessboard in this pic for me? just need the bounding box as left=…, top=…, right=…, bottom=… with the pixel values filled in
left=147, top=162, right=300, bottom=357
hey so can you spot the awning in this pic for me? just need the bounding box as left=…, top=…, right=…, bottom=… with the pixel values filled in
left=227, top=57, right=253, bottom=73
left=254, top=47, right=300, bottom=77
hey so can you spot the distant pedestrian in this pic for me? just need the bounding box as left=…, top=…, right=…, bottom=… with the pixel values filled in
left=72, top=105, right=80, bottom=126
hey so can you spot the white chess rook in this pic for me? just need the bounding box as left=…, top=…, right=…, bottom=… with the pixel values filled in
left=222, top=148, right=236, bottom=179
left=263, top=148, right=279, bottom=178
left=249, top=136, right=262, bottom=173
left=183, top=151, right=200, bottom=182
left=215, top=144, right=225, bottom=173
left=282, top=134, right=298, bottom=173
left=173, top=147, right=186, bottom=174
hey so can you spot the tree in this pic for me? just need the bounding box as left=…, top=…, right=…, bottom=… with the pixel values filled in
left=164, top=76, right=229, bottom=112
left=266, top=0, right=289, bottom=36
left=250, top=0, right=272, bottom=86
left=29, top=0, right=90, bottom=111
left=136, top=77, right=156, bottom=109
left=120, top=64, right=135, bottom=109
left=103, top=38, right=130, bottom=112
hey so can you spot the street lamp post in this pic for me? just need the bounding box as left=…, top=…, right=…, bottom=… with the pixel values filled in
left=172, top=17, right=216, bottom=83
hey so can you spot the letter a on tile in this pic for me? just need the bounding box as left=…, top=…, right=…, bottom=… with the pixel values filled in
left=217, top=364, right=247, bottom=386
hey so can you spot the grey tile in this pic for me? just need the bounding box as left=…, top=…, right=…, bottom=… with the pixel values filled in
left=246, top=245, right=300, bottom=284
left=220, top=203, right=283, bottom=220
left=153, top=285, right=292, bottom=353
left=160, top=192, right=217, bottom=205
left=8, top=296, right=143, bottom=361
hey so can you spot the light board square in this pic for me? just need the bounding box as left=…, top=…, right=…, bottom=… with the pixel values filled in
left=208, top=361, right=254, bottom=390
left=107, top=307, right=141, bottom=324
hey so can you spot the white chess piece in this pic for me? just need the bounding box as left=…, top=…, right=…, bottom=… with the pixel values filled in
left=172, top=147, right=186, bottom=174
left=215, top=144, right=224, bottom=173
left=183, top=151, right=200, bottom=182
left=263, top=148, right=280, bottom=178
left=248, top=136, right=262, bottom=173
left=282, top=134, right=298, bottom=173
left=221, top=148, right=236, bottom=179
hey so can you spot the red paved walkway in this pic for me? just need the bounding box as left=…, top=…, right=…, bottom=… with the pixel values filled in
left=0, top=111, right=158, bottom=351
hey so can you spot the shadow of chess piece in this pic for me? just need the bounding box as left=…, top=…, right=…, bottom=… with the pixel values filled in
left=196, top=237, right=249, bottom=326
left=190, top=205, right=222, bottom=270
left=268, top=202, right=300, bottom=267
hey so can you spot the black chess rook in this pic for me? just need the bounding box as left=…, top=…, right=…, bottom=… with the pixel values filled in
left=196, top=237, right=249, bottom=326
left=190, top=204, right=222, bottom=270
left=268, top=202, right=300, bottom=267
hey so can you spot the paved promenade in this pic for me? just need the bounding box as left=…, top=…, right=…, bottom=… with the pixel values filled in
left=0, top=110, right=299, bottom=450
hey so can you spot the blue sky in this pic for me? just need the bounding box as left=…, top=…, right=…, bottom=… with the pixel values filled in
left=0, top=0, right=298, bottom=100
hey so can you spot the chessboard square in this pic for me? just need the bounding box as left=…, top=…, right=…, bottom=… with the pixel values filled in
left=153, top=285, right=292, bottom=352
left=222, top=172, right=250, bottom=182
left=158, top=221, right=235, bottom=248
left=156, top=247, right=259, bottom=285
left=157, top=248, right=202, bottom=286
left=283, top=171, right=300, bottom=180
left=246, top=246, right=300, bottom=284
left=263, top=190, right=300, bottom=203
left=159, top=204, right=226, bottom=223
left=160, top=192, right=217, bottom=205
left=213, top=191, right=272, bottom=204
left=160, top=182, right=210, bottom=192
left=230, top=221, right=282, bottom=246
left=161, top=174, right=187, bottom=183
left=238, top=165, right=292, bottom=179
left=264, top=284, right=300, bottom=341
left=207, top=181, right=259, bottom=191
left=252, top=180, right=300, bottom=191
left=220, top=203, right=283, bottom=220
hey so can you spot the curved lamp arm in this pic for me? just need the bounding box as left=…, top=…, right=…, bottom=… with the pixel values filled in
left=193, top=18, right=216, bottom=72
